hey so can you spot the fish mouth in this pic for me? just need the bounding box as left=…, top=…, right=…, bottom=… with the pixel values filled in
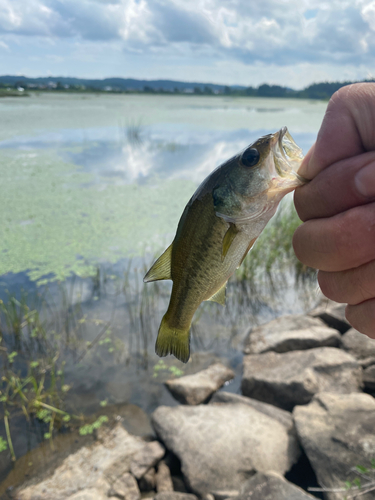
left=272, top=127, right=305, bottom=182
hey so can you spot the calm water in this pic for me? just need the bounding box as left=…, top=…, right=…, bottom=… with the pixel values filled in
left=0, top=93, right=327, bottom=486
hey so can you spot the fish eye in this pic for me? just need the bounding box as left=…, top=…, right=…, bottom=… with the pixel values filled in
left=241, top=147, right=260, bottom=168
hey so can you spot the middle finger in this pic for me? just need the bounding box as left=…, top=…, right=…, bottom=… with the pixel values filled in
left=293, top=202, right=375, bottom=271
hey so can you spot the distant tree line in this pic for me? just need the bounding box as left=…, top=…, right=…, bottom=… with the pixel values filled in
left=0, top=76, right=373, bottom=100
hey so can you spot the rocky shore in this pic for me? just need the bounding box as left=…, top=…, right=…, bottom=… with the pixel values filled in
left=3, top=300, right=375, bottom=500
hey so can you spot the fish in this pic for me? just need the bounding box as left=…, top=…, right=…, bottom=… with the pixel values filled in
left=144, top=127, right=306, bottom=363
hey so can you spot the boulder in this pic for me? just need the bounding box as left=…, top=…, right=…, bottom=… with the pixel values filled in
left=156, top=461, right=174, bottom=492
left=164, top=363, right=235, bottom=405
left=236, top=471, right=317, bottom=500
left=14, top=425, right=146, bottom=500
left=243, top=314, right=340, bottom=355
left=110, top=473, right=140, bottom=500
left=293, top=392, right=375, bottom=500
left=130, top=440, right=165, bottom=479
left=151, top=403, right=300, bottom=495
left=138, top=467, right=156, bottom=491
left=210, top=392, right=294, bottom=432
left=363, top=364, right=375, bottom=391
left=309, top=299, right=350, bottom=333
left=360, top=357, right=375, bottom=369
left=154, top=493, right=198, bottom=500
left=341, top=328, right=375, bottom=359
left=242, top=347, right=362, bottom=411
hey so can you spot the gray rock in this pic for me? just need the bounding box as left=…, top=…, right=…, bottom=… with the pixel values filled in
left=363, top=364, right=375, bottom=390
left=210, top=392, right=294, bottom=432
left=237, top=471, right=317, bottom=500
left=138, top=467, right=156, bottom=491
left=66, top=490, right=109, bottom=500
left=243, top=314, right=340, bottom=355
left=165, top=363, right=235, bottom=405
left=111, top=473, right=140, bottom=500
left=341, top=328, right=375, bottom=359
left=14, top=425, right=145, bottom=500
left=130, top=440, right=165, bottom=479
left=151, top=403, right=300, bottom=495
left=242, top=347, right=362, bottom=411
left=294, top=393, right=375, bottom=500
left=154, top=493, right=198, bottom=500
left=211, top=490, right=238, bottom=500
left=360, top=356, right=375, bottom=369
left=309, top=299, right=351, bottom=333
left=156, top=461, right=174, bottom=492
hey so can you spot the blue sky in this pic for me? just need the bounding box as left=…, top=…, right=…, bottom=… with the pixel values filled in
left=0, top=0, right=374, bottom=88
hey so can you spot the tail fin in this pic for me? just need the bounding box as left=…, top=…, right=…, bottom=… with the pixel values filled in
left=155, top=315, right=190, bottom=363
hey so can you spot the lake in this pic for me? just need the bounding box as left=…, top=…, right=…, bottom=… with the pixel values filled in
left=0, top=92, right=327, bottom=485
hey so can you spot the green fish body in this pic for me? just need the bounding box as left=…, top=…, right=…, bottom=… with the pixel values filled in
left=144, top=128, right=305, bottom=362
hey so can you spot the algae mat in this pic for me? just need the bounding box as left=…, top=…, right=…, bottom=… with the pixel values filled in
left=0, top=148, right=195, bottom=283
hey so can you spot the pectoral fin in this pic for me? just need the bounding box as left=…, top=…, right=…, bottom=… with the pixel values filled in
left=239, top=237, right=257, bottom=267
left=144, top=244, right=172, bottom=283
left=222, top=223, right=240, bottom=261
left=207, top=281, right=227, bottom=306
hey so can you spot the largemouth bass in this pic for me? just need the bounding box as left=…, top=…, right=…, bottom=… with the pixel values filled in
left=144, top=127, right=305, bottom=363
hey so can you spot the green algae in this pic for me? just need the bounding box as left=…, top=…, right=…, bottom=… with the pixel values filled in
left=0, top=148, right=195, bottom=283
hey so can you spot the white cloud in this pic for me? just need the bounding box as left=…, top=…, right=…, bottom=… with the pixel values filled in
left=0, top=0, right=374, bottom=83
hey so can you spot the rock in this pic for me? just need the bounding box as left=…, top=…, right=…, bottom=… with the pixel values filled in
left=66, top=490, right=109, bottom=500
left=154, top=493, right=198, bottom=500
left=138, top=467, right=156, bottom=491
left=363, top=364, right=375, bottom=390
left=341, top=328, right=375, bottom=359
left=164, top=363, right=235, bottom=405
left=14, top=425, right=146, bottom=500
left=211, top=490, right=239, bottom=500
left=360, top=356, right=375, bottom=369
left=293, top=392, right=375, bottom=500
left=242, top=347, right=362, bottom=411
left=130, top=440, right=165, bottom=479
left=243, top=314, right=340, bottom=355
left=236, top=471, right=317, bottom=500
left=309, top=299, right=351, bottom=333
left=111, top=473, right=140, bottom=500
left=156, top=461, right=174, bottom=492
left=210, top=392, right=294, bottom=432
left=151, top=403, right=300, bottom=495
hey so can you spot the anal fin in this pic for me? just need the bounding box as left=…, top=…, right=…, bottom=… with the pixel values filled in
left=206, top=281, right=227, bottom=306
left=144, top=243, right=173, bottom=283
left=222, top=223, right=240, bottom=262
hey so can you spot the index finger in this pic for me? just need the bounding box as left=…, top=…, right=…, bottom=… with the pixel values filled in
left=298, top=83, right=375, bottom=180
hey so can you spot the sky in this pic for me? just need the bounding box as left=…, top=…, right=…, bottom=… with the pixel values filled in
left=0, top=0, right=374, bottom=88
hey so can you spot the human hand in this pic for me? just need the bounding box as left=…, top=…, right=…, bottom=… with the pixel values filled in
left=293, top=83, right=375, bottom=338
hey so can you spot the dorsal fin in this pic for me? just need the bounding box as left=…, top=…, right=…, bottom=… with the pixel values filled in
left=206, top=281, right=227, bottom=306
left=143, top=244, right=173, bottom=283
left=222, top=223, right=240, bottom=262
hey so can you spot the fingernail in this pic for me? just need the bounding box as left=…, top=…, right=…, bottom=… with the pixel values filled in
left=355, top=163, right=375, bottom=197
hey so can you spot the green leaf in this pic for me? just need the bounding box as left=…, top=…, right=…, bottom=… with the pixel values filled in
left=44, top=433, right=51, bottom=439
left=353, top=477, right=361, bottom=489
left=0, top=437, right=8, bottom=452
left=344, top=481, right=352, bottom=490
left=99, top=400, right=107, bottom=407
left=355, top=465, right=368, bottom=474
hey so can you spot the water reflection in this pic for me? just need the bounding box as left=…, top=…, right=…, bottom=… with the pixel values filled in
left=0, top=124, right=315, bottom=185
